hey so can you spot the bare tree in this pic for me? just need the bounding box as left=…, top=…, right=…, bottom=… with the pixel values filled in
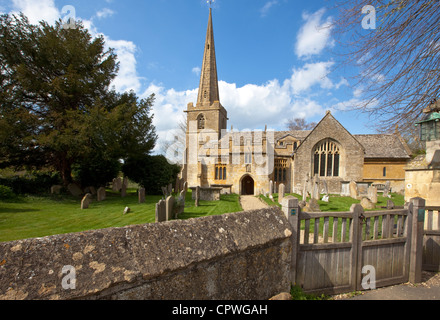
left=286, top=118, right=317, bottom=131
left=331, top=0, right=440, bottom=134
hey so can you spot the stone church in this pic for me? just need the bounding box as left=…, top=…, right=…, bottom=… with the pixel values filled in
left=181, top=9, right=412, bottom=196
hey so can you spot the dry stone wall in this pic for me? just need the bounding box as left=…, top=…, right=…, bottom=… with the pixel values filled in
left=0, top=208, right=292, bottom=300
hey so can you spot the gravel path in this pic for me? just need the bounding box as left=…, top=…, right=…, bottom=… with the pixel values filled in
left=240, top=195, right=270, bottom=211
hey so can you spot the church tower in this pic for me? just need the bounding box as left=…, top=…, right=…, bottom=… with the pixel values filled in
left=184, top=8, right=228, bottom=186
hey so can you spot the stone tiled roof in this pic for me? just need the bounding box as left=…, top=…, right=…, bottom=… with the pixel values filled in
left=274, top=131, right=312, bottom=141
left=354, top=134, right=411, bottom=159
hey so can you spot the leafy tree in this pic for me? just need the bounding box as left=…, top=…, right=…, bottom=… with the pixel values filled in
left=122, top=155, right=181, bottom=195
left=0, top=14, right=157, bottom=186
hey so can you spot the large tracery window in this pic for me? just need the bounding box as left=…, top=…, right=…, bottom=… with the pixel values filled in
left=313, top=139, right=340, bottom=177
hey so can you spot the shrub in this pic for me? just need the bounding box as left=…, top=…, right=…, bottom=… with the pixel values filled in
left=0, top=185, right=15, bottom=199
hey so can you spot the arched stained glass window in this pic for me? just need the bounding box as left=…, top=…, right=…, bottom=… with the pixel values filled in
left=313, top=139, right=340, bottom=177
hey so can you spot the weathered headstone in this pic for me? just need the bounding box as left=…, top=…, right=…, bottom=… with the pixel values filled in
left=349, top=181, right=358, bottom=200
left=304, top=198, right=321, bottom=212
left=368, top=186, right=378, bottom=204
left=97, top=187, right=106, bottom=202
left=278, top=184, right=285, bottom=204
left=81, top=193, right=93, bottom=209
left=166, top=196, right=175, bottom=221
left=269, top=180, right=273, bottom=195
left=138, top=188, right=146, bottom=204
left=361, top=197, right=376, bottom=210
left=51, top=185, right=63, bottom=195
left=383, top=181, right=391, bottom=197
left=121, top=183, right=127, bottom=198
left=114, top=177, right=122, bottom=192
left=155, top=199, right=166, bottom=223
left=68, top=183, right=83, bottom=197
left=387, top=200, right=395, bottom=210
left=322, top=180, right=329, bottom=196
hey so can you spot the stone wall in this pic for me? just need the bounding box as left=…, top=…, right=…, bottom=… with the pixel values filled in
left=0, top=208, right=292, bottom=300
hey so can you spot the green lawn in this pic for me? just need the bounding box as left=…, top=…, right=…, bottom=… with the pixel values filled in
left=0, top=189, right=242, bottom=243
left=260, top=192, right=405, bottom=212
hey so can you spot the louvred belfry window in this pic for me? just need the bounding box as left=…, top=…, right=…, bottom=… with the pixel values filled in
left=313, top=139, right=340, bottom=177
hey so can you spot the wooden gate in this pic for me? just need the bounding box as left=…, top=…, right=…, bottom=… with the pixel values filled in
left=285, top=199, right=422, bottom=295
left=423, top=206, right=440, bottom=272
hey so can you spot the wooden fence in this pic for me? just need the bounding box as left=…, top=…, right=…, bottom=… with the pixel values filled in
left=423, top=206, right=440, bottom=272
left=282, top=197, right=426, bottom=295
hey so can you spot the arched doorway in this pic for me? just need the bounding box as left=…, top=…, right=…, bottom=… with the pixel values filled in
left=241, top=175, right=255, bottom=195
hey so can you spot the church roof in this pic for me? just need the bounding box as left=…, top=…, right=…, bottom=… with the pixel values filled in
left=354, top=134, right=412, bottom=159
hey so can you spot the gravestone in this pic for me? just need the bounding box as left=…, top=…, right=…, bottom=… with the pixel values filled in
left=168, top=184, right=173, bottom=195
left=195, top=186, right=200, bottom=207
left=387, top=200, right=395, bottom=210
left=155, top=199, right=166, bottom=223
left=51, top=185, right=63, bottom=195
left=121, top=177, right=128, bottom=197
left=97, top=187, right=106, bottom=202
left=368, top=186, right=378, bottom=204
left=278, top=184, right=285, bottom=204
left=113, top=177, right=122, bottom=192
left=361, top=197, right=376, bottom=210
left=166, top=196, right=175, bottom=221
left=304, top=198, right=321, bottom=212
left=161, top=186, right=169, bottom=198
left=81, top=193, right=93, bottom=209
left=138, top=188, right=146, bottom=204
left=383, top=181, right=391, bottom=197
left=68, top=183, right=83, bottom=197
left=269, top=180, right=273, bottom=195
left=349, top=181, right=358, bottom=200
left=123, top=207, right=131, bottom=215
left=322, top=195, right=330, bottom=203
left=175, top=190, right=186, bottom=218
left=322, top=180, right=329, bottom=196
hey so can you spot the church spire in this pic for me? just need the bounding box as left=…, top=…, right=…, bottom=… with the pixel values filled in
left=197, top=8, right=220, bottom=107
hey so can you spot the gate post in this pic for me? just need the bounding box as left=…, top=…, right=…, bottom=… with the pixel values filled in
left=282, top=196, right=300, bottom=286
left=409, top=197, right=425, bottom=284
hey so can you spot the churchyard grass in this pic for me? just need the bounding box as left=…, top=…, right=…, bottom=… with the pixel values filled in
left=0, top=189, right=242, bottom=243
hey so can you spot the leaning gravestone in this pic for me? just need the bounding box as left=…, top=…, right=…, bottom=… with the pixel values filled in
left=155, top=199, right=166, bottom=223
left=361, top=197, right=376, bottom=210
left=81, top=193, right=93, bottom=209
left=138, top=188, right=146, bottom=204
left=97, top=187, right=106, bottom=202
left=166, top=196, right=175, bottom=221
left=349, top=181, right=358, bottom=200
left=68, top=183, right=83, bottom=197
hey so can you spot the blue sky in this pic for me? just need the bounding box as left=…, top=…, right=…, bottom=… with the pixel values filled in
left=0, top=0, right=377, bottom=152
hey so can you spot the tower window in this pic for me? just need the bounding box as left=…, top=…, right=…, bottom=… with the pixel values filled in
left=197, top=114, right=205, bottom=130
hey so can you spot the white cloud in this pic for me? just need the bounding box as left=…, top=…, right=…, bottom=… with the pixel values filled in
left=289, top=61, right=335, bottom=95
left=10, top=0, right=60, bottom=24
left=96, top=8, right=114, bottom=20
left=192, top=67, right=201, bottom=76
left=295, top=8, right=334, bottom=59
left=260, top=0, right=278, bottom=17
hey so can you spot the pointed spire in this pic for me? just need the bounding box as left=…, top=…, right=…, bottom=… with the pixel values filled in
left=197, top=8, right=220, bottom=107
